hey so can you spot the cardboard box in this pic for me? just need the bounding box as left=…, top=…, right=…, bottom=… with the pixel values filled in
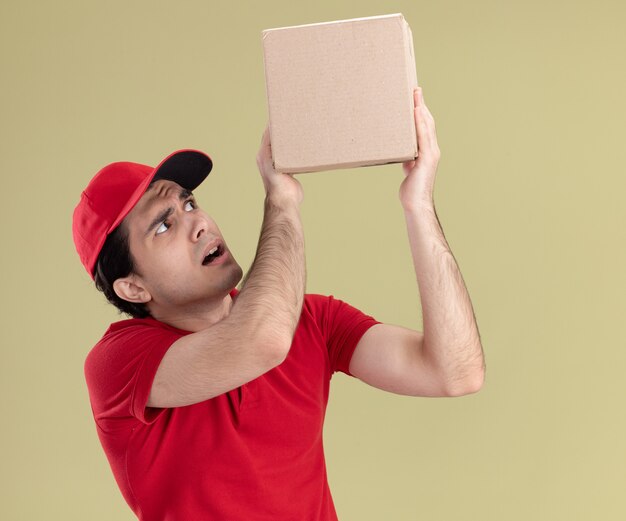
left=262, top=13, right=418, bottom=174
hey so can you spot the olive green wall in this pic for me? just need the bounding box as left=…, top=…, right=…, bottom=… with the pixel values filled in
left=1, top=0, right=624, bottom=519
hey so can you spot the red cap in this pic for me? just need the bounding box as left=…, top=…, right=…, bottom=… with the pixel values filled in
left=72, top=149, right=213, bottom=279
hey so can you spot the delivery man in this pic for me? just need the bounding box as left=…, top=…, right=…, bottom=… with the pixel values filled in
left=72, top=87, right=484, bottom=520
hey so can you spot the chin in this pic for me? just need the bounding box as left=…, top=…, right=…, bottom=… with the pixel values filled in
left=224, top=264, right=243, bottom=292
left=233, top=267, right=243, bottom=287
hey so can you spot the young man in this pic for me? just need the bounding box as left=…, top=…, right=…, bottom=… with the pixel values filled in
left=73, top=88, right=484, bottom=520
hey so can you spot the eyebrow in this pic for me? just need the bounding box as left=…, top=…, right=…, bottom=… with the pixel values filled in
left=144, top=187, right=194, bottom=237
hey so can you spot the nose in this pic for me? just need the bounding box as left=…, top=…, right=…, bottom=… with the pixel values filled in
left=190, top=213, right=208, bottom=242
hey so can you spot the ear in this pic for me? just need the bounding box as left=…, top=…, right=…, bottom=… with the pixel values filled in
left=113, top=275, right=152, bottom=305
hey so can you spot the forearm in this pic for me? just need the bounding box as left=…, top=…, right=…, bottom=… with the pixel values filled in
left=145, top=195, right=305, bottom=408
left=235, top=196, right=306, bottom=348
left=404, top=204, right=484, bottom=394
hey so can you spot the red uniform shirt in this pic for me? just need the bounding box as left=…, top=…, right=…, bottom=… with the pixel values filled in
left=84, top=290, right=380, bottom=520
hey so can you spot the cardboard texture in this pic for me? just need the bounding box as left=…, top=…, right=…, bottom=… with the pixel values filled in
left=262, top=13, right=418, bottom=174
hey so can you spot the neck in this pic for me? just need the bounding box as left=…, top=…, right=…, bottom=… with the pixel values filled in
left=149, top=293, right=235, bottom=332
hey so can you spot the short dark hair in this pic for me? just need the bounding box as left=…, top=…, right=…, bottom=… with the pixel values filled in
left=94, top=223, right=150, bottom=319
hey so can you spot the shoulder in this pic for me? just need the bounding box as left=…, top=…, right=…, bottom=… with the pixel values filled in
left=92, top=317, right=183, bottom=347
left=302, top=292, right=366, bottom=315
left=302, top=292, right=339, bottom=310
left=301, top=292, right=378, bottom=330
left=85, top=318, right=184, bottom=372
left=301, top=293, right=338, bottom=320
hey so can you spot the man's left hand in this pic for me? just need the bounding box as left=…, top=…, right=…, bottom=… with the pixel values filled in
left=399, top=87, right=441, bottom=211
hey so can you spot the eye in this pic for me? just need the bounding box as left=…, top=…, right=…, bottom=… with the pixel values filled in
left=184, top=200, right=196, bottom=211
left=155, top=221, right=170, bottom=235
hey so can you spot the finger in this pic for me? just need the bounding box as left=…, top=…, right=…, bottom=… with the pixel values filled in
left=402, top=160, right=416, bottom=176
left=263, top=132, right=274, bottom=160
left=416, top=116, right=439, bottom=165
left=257, top=125, right=274, bottom=170
left=416, top=87, right=435, bottom=122
left=420, top=106, right=436, bottom=130
left=261, top=124, right=270, bottom=144
left=411, top=87, right=424, bottom=151
left=415, top=101, right=431, bottom=151
left=418, top=89, right=436, bottom=127
left=415, top=93, right=438, bottom=145
left=418, top=108, right=436, bottom=145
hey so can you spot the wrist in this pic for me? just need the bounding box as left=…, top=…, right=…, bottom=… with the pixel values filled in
left=401, top=198, right=436, bottom=216
left=265, top=191, right=302, bottom=212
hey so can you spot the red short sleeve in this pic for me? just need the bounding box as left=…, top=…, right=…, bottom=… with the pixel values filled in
left=305, top=294, right=381, bottom=376
left=84, top=319, right=184, bottom=426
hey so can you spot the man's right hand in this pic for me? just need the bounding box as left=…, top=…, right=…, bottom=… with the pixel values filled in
left=256, top=124, right=304, bottom=206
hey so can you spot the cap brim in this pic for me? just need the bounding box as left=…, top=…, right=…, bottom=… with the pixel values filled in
left=153, top=149, right=213, bottom=190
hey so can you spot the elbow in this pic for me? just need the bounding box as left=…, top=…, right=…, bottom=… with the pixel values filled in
left=261, top=331, right=294, bottom=368
left=444, top=365, right=486, bottom=397
left=454, top=376, right=484, bottom=397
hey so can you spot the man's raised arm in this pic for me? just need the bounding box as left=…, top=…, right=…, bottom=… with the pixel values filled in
left=349, top=88, right=485, bottom=397
left=147, top=126, right=306, bottom=408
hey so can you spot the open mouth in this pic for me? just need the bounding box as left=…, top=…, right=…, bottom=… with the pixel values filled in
left=202, top=244, right=224, bottom=265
